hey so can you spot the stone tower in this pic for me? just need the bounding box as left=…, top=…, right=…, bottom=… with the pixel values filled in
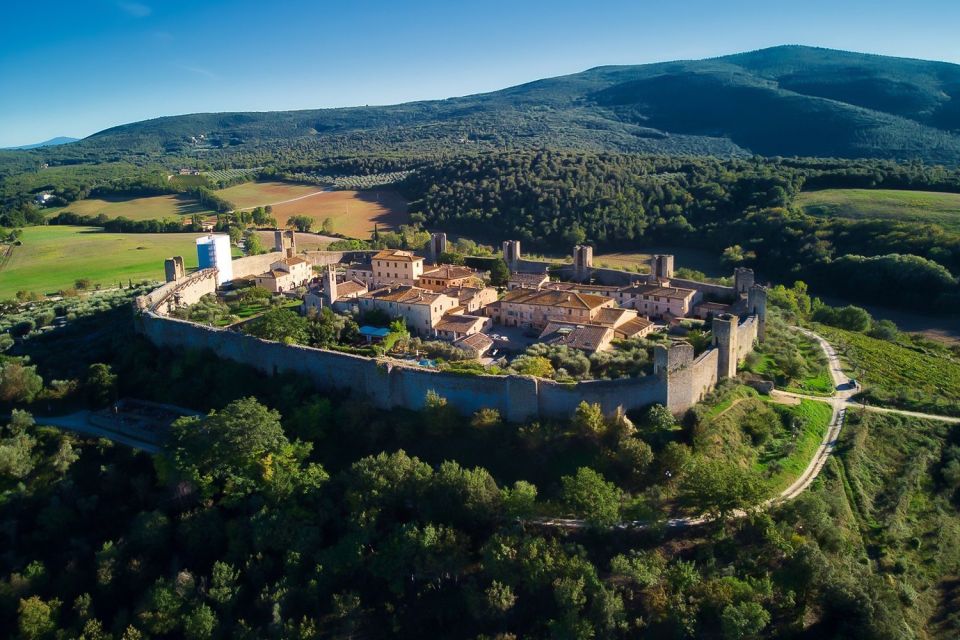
left=573, top=245, right=593, bottom=281
left=429, top=232, right=448, bottom=263
left=164, top=256, right=185, bottom=282
left=712, top=313, right=739, bottom=379
left=653, top=341, right=694, bottom=376
left=734, top=267, right=755, bottom=295
left=748, top=285, right=768, bottom=342
left=649, top=254, right=674, bottom=282
left=274, top=229, right=296, bottom=258
left=323, top=265, right=338, bottom=307
left=502, top=240, right=521, bottom=271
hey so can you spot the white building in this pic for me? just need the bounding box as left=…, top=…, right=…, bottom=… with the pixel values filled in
left=196, top=234, right=233, bottom=285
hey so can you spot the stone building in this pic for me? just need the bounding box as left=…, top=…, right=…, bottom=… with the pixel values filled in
left=358, top=285, right=459, bottom=336
left=254, top=257, right=312, bottom=293
left=486, top=288, right=616, bottom=330
left=507, top=272, right=550, bottom=290
left=371, top=249, right=425, bottom=287
left=418, top=264, right=482, bottom=291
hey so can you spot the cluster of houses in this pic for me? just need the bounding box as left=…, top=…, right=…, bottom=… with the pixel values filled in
left=244, top=233, right=738, bottom=360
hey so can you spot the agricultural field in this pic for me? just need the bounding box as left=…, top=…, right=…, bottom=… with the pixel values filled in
left=0, top=226, right=208, bottom=299
left=815, top=322, right=960, bottom=416
left=47, top=193, right=212, bottom=221
left=797, top=188, right=960, bottom=231
left=203, top=167, right=261, bottom=183
left=214, top=180, right=326, bottom=209
left=216, top=181, right=409, bottom=237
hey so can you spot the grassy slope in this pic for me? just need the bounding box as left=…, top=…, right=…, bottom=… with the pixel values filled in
left=694, top=385, right=833, bottom=492
left=47, top=193, right=213, bottom=221
left=798, top=188, right=960, bottom=231
left=809, top=410, right=960, bottom=637
left=815, top=323, right=960, bottom=415
left=0, top=226, right=206, bottom=298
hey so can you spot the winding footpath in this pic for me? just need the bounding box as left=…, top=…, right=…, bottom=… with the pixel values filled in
left=535, top=326, right=958, bottom=531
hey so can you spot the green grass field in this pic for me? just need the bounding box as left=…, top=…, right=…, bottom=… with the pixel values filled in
left=0, top=226, right=208, bottom=299
left=48, top=194, right=213, bottom=221
left=797, top=188, right=960, bottom=231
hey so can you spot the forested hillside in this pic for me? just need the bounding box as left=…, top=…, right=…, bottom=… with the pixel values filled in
left=401, top=152, right=960, bottom=312
left=5, top=45, right=960, bottom=167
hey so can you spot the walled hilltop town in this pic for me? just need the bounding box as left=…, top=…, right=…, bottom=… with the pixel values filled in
left=136, top=231, right=767, bottom=422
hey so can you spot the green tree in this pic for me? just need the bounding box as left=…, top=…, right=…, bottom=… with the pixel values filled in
left=85, top=363, right=117, bottom=407
left=18, top=596, right=59, bottom=640
left=511, top=355, right=554, bottom=378
left=0, top=359, right=43, bottom=404
left=208, top=561, right=241, bottom=608
left=164, top=397, right=319, bottom=502
left=184, top=604, right=217, bottom=640
left=248, top=308, right=309, bottom=344
left=561, top=467, right=622, bottom=527
left=501, top=480, right=538, bottom=518
left=572, top=401, right=607, bottom=439
left=321, top=217, right=334, bottom=234
left=488, top=258, right=510, bottom=286
left=836, top=305, right=872, bottom=332
left=679, top=457, right=768, bottom=521
left=721, top=601, right=771, bottom=639
left=244, top=230, right=265, bottom=255
left=287, top=215, right=314, bottom=233
left=437, top=251, right=465, bottom=265
left=563, top=223, right=587, bottom=246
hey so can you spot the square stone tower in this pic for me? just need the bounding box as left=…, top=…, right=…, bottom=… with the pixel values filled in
left=573, top=245, right=593, bottom=281
left=164, top=256, right=184, bottom=282
left=711, top=313, right=739, bottom=379
left=649, top=254, right=674, bottom=282
left=430, top=232, right=448, bottom=263
left=502, top=240, right=521, bottom=271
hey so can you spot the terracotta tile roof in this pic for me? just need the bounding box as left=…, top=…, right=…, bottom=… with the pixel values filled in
left=337, top=280, right=367, bottom=297
left=615, top=317, right=654, bottom=338
left=421, top=264, right=477, bottom=280
left=620, top=283, right=697, bottom=300
left=372, top=249, right=421, bottom=262
left=435, top=314, right=486, bottom=333
left=364, top=285, right=444, bottom=305
left=539, top=322, right=614, bottom=352
left=500, top=288, right=613, bottom=310
left=455, top=332, right=494, bottom=353
left=594, top=307, right=636, bottom=326
left=285, top=257, right=308, bottom=266
left=509, top=272, right=549, bottom=285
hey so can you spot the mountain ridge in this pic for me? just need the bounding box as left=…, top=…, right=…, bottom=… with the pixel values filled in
left=28, top=46, right=960, bottom=163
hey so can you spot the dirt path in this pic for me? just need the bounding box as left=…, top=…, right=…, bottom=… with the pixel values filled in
left=531, top=326, right=959, bottom=531
left=233, top=189, right=330, bottom=211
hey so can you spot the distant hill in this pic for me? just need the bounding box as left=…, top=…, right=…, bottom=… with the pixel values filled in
left=28, top=46, right=960, bottom=163
left=5, top=136, right=79, bottom=150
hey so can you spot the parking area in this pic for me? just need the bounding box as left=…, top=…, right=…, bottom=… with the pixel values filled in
left=484, top=323, right=539, bottom=356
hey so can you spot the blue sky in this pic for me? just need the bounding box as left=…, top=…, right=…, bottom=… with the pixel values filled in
left=1, top=0, right=958, bottom=147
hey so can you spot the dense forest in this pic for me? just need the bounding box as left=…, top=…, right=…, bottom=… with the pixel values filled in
left=400, top=152, right=960, bottom=312
left=1, top=286, right=959, bottom=638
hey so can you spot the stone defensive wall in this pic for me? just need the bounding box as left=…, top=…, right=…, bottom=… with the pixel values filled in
left=736, top=315, right=759, bottom=362
left=135, top=256, right=763, bottom=421
left=134, top=309, right=685, bottom=422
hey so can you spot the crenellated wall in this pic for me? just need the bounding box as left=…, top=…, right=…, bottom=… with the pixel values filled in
left=134, top=257, right=767, bottom=421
